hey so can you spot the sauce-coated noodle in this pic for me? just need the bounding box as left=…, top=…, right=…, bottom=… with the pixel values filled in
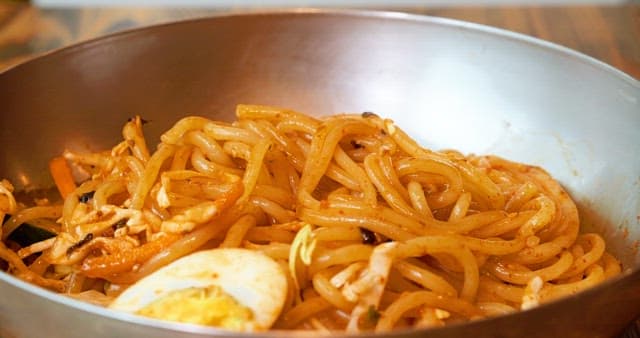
left=0, top=105, right=621, bottom=332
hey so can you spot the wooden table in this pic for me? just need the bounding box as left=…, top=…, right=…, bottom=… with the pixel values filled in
left=0, top=4, right=639, bottom=79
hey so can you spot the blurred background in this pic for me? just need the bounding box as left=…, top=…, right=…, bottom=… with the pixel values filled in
left=30, top=0, right=640, bottom=6
left=0, top=0, right=638, bottom=78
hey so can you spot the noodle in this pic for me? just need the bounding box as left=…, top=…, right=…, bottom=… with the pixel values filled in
left=0, top=104, right=622, bottom=332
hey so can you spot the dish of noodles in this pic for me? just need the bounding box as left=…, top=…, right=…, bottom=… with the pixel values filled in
left=0, top=104, right=622, bottom=332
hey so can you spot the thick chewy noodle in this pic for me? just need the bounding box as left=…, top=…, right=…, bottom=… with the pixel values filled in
left=0, top=105, right=621, bottom=331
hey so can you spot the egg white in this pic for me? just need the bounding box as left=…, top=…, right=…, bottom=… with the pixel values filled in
left=109, top=248, right=288, bottom=331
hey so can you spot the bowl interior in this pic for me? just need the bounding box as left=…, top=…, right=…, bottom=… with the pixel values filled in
left=1, top=10, right=637, bottom=266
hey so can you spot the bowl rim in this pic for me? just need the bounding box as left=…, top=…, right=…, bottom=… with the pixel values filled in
left=1, top=262, right=637, bottom=337
left=0, top=7, right=638, bottom=337
left=1, top=7, right=639, bottom=85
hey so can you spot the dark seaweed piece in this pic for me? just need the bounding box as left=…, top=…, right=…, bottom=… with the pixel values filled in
left=113, top=218, right=128, bottom=229
left=359, top=227, right=377, bottom=245
left=7, top=223, right=56, bottom=247
left=78, top=191, right=95, bottom=203
left=350, top=140, right=363, bottom=149
left=66, top=233, right=94, bottom=255
left=367, top=305, right=381, bottom=324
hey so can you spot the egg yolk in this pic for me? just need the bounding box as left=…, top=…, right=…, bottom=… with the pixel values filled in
left=136, top=285, right=254, bottom=330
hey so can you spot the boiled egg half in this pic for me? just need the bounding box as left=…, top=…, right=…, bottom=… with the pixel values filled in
left=109, top=248, right=288, bottom=332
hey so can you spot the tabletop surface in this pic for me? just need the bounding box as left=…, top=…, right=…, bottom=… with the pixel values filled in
left=0, top=3, right=639, bottom=80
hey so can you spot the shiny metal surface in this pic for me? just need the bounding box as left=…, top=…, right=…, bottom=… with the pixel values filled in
left=0, top=9, right=639, bottom=338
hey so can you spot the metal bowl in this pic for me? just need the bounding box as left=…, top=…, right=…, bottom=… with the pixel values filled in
left=0, top=9, right=638, bottom=338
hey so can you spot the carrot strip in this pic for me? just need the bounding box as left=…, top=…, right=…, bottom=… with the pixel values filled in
left=80, top=234, right=179, bottom=279
left=49, top=156, right=77, bottom=199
